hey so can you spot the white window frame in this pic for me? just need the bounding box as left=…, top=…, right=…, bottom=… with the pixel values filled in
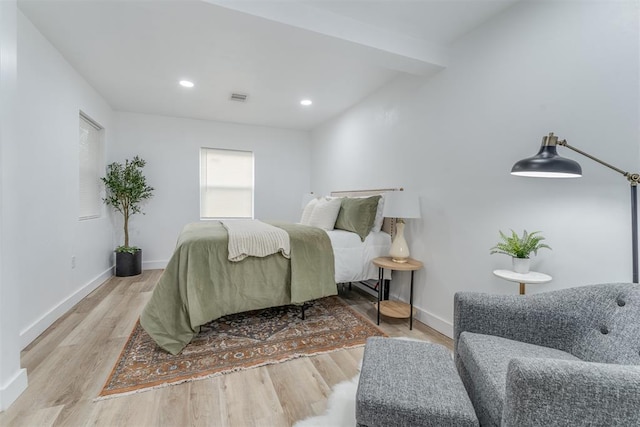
left=78, top=112, right=104, bottom=220
left=200, top=147, right=255, bottom=219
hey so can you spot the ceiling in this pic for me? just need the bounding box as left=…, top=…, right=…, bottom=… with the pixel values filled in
left=18, top=0, right=518, bottom=131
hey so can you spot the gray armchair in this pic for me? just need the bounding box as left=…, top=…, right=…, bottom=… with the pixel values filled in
left=454, top=283, right=640, bottom=427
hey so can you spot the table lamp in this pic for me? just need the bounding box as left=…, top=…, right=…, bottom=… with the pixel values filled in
left=512, top=132, right=640, bottom=283
left=382, top=191, right=421, bottom=263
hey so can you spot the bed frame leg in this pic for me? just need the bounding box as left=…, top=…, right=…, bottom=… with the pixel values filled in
left=300, top=301, right=313, bottom=320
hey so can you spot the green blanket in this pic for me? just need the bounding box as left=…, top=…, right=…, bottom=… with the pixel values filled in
left=140, top=221, right=336, bottom=355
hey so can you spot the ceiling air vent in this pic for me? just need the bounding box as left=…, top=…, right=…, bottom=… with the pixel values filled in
left=229, top=93, right=248, bottom=103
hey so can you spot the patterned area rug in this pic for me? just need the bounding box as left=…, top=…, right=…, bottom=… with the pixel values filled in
left=98, top=296, right=385, bottom=399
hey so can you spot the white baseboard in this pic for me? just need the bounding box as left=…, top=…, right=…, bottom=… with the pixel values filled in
left=350, top=283, right=453, bottom=338
left=19, top=267, right=113, bottom=349
left=0, top=368, right=27, bottom=412
left=413, top=306, right=453, bottom=338
left=387, top=292, right=453, bottom=338
left=143, top=260, right=168, bottom=270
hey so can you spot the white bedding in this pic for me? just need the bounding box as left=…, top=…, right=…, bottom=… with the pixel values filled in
left=325, top=229, right=392, bottom=283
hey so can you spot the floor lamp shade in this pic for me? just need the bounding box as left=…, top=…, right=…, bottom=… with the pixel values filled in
left=511, top=132, right=640, bottom=284
left=511, top=133, right=582, bottom=178
left=383, top=191, right=421, bottom=263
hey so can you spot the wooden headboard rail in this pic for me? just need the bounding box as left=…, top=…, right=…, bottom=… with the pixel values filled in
left=330, top=188, right=403, bottom=238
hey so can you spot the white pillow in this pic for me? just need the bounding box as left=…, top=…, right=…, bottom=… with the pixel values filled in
left=372, top=193, right=386, bottom=232
left=300, top=198, right=319, bottom=225
left=308, top=197, right=342, bottom=230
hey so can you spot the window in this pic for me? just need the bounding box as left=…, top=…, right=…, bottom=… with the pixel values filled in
left=78, top=113, right=103, bottom=219
left=200, top=148, right=254, bottom=219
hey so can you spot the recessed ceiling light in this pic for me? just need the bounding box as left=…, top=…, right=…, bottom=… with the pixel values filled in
left=300, top=99, right=313, bottom=106
left=179, top=80, right=194, bottom=88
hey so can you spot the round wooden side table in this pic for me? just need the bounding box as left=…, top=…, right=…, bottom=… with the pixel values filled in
left=372, top=256, right=423, bottom=330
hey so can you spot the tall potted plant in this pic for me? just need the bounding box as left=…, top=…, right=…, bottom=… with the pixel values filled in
left=102, top=156, right=154, bottom=277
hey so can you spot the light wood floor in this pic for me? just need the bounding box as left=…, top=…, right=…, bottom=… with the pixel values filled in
left=0, top=270, right=452, bottom=427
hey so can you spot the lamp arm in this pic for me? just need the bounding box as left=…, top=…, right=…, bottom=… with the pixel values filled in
left=558, top=140, right=640, bottom=185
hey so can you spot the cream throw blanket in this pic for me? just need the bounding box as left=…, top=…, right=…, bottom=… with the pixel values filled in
left=221, top=219, right=291, bottom=262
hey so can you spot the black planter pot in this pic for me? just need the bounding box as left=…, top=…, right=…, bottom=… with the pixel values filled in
left=116, top=250, right=142, bottom=277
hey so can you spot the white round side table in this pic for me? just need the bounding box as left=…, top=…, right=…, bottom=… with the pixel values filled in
left=493, top=269, right=552, bottom=295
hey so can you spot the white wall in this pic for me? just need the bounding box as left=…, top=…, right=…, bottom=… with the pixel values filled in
left=311, top=0, right=639, bottom=337
left=111, top=112, right=311, bottom=267
left=13, top=11, right=115, bottom=347
left=0, top=0, right=26, bottom=411
left=0, top=5, right=113, bottom=410
left=0, top=10, right=114, bottom=409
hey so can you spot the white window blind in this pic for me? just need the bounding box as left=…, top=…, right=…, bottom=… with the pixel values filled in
left=200, top=148, right=254, bottom=219
left=79, top=114, right=103, bottom=219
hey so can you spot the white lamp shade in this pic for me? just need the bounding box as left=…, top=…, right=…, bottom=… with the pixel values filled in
left=382, top=191, right=421, bottom=219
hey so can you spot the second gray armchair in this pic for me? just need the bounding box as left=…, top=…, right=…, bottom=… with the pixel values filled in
left=454, top=283, right=640, bottom=426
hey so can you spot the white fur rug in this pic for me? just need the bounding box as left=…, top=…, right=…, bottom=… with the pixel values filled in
left=294, top=338, right=426, bottom=427
left=293, top=375, right=360, bottom=427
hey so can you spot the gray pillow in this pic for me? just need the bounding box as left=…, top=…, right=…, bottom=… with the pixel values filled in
left=334, top=196, right=381, bottom=241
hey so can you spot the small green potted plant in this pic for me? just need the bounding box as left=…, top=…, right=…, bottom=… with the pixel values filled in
left=490, top=229, right=551, bottom=273
left=102, top=156, right=154, bottom=277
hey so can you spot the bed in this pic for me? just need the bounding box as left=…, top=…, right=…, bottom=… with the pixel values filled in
left=141, top=189, right=398, bottom=355
left=327, top=229, right=391, bottom=283
left=326, top=189, right=397, bottom=284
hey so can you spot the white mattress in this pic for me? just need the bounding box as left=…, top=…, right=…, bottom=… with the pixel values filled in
left=325, top=229, right=392, bottom=283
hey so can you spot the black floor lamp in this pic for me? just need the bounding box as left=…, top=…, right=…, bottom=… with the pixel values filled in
left=511, top=132, right=639, bottom=284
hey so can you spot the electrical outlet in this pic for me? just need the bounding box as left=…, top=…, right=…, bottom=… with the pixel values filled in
left=71, top=255, right=76, bottom=269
